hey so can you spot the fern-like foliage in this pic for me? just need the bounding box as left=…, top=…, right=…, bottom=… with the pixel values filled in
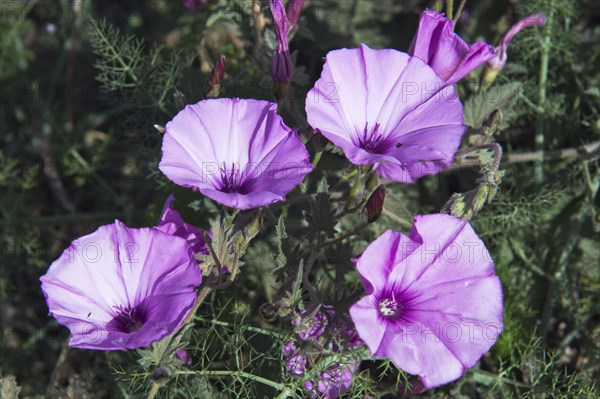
left=87, top=18, right=193, bottom=117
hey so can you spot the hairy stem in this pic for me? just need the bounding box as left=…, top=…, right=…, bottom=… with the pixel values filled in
left=175, top=370, right=286, bottom=391
left=535, top=3, right=555, bottom=184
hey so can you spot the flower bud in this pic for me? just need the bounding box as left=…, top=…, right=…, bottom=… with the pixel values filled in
left=482, top=108, right=503, bottom=137
left=173, top=88, right=187, bottom=110
left=148, top=367, right=172, bottom=385
left=204, top=55, right=226, bottom=98
left=472, top=184, right=490, bottom=212
left=272, top=51, right=293, bottom=99
left=175, top=349, right=192, bottom=365
left=286, top=0, right=304, bottom=31
left=362, top=185, right=385, bottom=224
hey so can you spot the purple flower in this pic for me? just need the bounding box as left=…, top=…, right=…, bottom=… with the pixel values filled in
left=40, top=221, right=202, bottom=350
left=488, top=13, right=546, bottom=71
left=176, top=348, right=192, bottom=364
left=159, top=99, right=313, bottom=210
left=155, top=194, right=209, bottom=258
left=303, top=362, right=360, bottom=399
left=349, top=214, right=503, bottom=389
left=305, top=44, right=466, bottom=183
left=270, top=0, right=293, bottom=84
left=408, top=10, right=496, bottom=84
left=283, top=308, right=362, bottom=398
left=182, top=0, right=209, bottom=13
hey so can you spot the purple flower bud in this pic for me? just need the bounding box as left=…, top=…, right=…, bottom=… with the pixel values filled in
left=488, top=13, right=546, bottom=71
left=270, top=0, right=293, bottom=86
left=176, top=348, right=192, bottom=365
left=205, top=55, right=226, bottom=98
left=271, top=50, right=293, bottom=84
left=286, top=0, right=305, bottom=31
left=362, top=184, right=385, bottom=224
left=270, top=0, right=290, bottom=52
left=182, top=0, right=209, bottom=13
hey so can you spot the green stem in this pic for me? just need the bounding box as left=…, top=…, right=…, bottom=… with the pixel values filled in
left=340, top=171, right=363, bottom=216
left=446, top=0, right=454, bottom=20
left=68, top=148, right=127, bottom=208
left=146, top=383, right=159, bottom=399
left=193, top=317, right=286, bottom=339
left=322, top=222, right=369, bottom=247
left=468, top=369, right=531, bottom=389
left=535, top=4, right=554, bottom=184
left=175, top=370, right=286, bottom=392
left=453, top=0, right=467, bottom=24
left=311, top=150, right=323, bottom=168
left=381, top=207, right=413, bottom=228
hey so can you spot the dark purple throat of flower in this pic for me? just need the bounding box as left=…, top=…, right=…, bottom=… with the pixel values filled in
left=108, top=305, right=146, bottom=333
left=379, top=292, right=403, bottom=318
left=218, top=162, right=251, bottom=194
left=354, top=122, right=387, bottom=153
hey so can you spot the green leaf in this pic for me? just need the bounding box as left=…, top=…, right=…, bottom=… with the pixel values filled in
left=274, top=215, right=288, bottom=269
left=463, top=83, right=522, bottom=129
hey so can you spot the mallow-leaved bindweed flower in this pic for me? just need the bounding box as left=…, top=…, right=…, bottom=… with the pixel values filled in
left=408, top=10, right=496, bottom=84
left=159, top=98, right=312, bottom=210
left=156, top=194, right=209, bottom=259
left=40, top=220, right=202, bottom=350
left=349, top=214, right=503, bottom=389
left=283, top=308, right=363, bottom=398
left=305, top=43, right=466, bottom=183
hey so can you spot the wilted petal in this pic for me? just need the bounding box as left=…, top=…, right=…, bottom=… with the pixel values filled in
left=489, top=13, right=546, bottom=70
left=409, top=10, right=496, bottom=83
left=156, top=194, right=209, bottom=257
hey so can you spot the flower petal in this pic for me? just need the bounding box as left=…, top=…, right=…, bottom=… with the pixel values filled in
left=354, top=230, right=420, bottom=293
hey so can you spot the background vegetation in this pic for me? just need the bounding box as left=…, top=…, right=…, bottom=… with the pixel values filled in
left=1, top=0, right=599, bottom=397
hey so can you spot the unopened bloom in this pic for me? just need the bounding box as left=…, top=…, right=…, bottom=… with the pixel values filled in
left=286, top=0, right=305, bottom=31
left=349, top=214, right=503, bottom=389
left=159, top=99, right=312, bottom=210
left=176, top=348, right=192, bottom=364
left=306, top=43, right=466, bottom=183
left=182, top=0, right=209, bottom=13
left=270, top=0, right=293, bottom=84
left=487, top=13, right=546, bottom=71
left=156, top=194, right=209, bottom=259
left=409, top=10, right=496, bottom=84
left=283, top=309, right=362, bottom=398
left=40, top=221, right=202, bottom=350
left=204, top=55, right=226, bottom=98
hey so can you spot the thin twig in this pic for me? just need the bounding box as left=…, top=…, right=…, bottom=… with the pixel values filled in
left=453, top=0, right=467, bottom=24
left=45, top=343, right=69, bottom=397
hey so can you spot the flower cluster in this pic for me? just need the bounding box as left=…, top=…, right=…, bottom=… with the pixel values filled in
left=38, top=6, right=546, bottom=394
left=283, top=308, right=363, bottom=399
